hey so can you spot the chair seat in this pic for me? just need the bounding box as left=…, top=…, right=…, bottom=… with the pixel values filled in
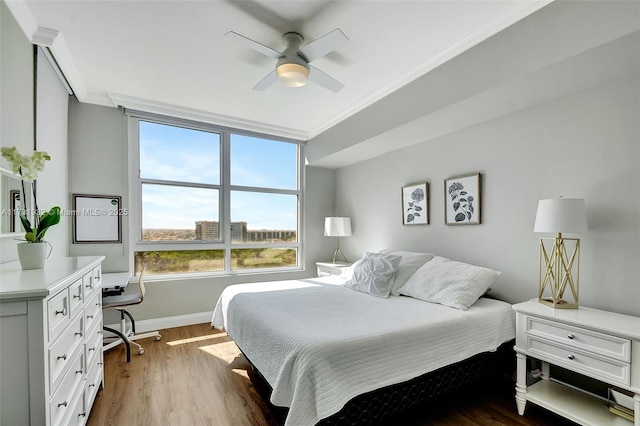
left=102, top=292, right=142, bottom=308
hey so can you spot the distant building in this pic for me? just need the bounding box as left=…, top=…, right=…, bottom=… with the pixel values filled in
left=195, top=221, right=247, bottom=242
left=195, top=220, right=294, bottom=242
left=246, top=229, right=296, bottom=242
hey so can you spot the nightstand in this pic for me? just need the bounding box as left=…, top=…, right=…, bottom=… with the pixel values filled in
left=513, top=300, right=640, bottom=425
left=316, top=262, right=352, bottom=277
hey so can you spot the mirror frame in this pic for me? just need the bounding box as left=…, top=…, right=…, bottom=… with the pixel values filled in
left=0, top=166, right=30, bottom=238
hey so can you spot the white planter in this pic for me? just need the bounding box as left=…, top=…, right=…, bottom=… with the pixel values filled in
left=17, top=242, right=52, bottom=270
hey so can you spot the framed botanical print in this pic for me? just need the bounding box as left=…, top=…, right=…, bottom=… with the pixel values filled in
left=402, top=182, right=429, bottom=225
left=444, top=173, right=481, bottom=225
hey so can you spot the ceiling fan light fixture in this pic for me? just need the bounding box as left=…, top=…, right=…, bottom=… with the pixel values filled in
left=276, top=62, right=310, bottom=87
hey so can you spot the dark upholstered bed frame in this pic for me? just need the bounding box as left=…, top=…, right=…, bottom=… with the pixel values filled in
left=245, top=339, right=515, bottom=425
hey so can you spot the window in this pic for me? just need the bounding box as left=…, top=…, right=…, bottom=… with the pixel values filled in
left=129, top=112, right=303, bottom=276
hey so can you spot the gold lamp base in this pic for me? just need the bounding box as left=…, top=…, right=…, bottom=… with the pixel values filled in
left=538, top=233, right=580, bottom=309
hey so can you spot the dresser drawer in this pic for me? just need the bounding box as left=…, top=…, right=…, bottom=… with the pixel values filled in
left=48, top=289, right=70, bottom=342
left=93, top=267, right=102, bottom=290
left=82, top=272, right=97, bottom=301
left=67, top=387, right=87, bottom=426
left=49, top=313, right=84, bottom=393
left=49, top=346, right=84, bottom=426
left=84, top=292, right=102, bottom=334
left=526, top=316, right=631, bottom=362
left=85, top=319, right=103, bottom=369
left=68, top=278, right=84, bottom=319
left=526, top=335, right=630, bottom=385
left=85, top=351, right=103, bottom=409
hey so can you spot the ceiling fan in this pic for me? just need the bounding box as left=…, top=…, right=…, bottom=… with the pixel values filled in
left=225, top=29, right=349, bottom=92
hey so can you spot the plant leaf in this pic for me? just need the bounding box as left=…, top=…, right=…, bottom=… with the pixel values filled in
left=19, top=214, right=33, bottom=233
left=453, top=202, right=460, bottom=211
left=414, top=206, right=422, bottom=211
left=406, top=214, right=414, bottom=222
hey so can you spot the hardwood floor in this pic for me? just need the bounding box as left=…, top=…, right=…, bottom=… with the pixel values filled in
left=88, top=323, right=576, bottom=426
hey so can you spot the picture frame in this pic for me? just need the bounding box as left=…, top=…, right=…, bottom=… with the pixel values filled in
left=444, top=173, right=481, bottom=225
left=10, top=190, right=21, bottom=232
left=402, top=182, right=429, bottom=225
left=72, top=194, right=123, bottom=243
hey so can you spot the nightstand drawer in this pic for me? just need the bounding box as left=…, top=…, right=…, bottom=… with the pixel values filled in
left=526, top=316, right=631, bottom=362
left=316, top=262, right=351, bottom=277
left=526, top=335, right=630, bottom=385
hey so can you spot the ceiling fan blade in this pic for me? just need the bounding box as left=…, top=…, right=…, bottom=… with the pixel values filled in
left=225, top=31, right=282, bottom=58
left=299, top=29, right=348, bottom=63
left=253, top=70, right=278, bottom=91
left=309, top=65, right=344, bottom=93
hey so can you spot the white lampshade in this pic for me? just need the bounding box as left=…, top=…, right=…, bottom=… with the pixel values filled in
left=534, top=198, right=587, bottom=234
left=324, top=217, right=352, bottom=237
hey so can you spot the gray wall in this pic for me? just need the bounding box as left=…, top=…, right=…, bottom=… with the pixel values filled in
left=334, top=72, right=640, bottom=316
left=68, top=100, right=337, bottom=320
left=0, top=1, right=34, bottom=261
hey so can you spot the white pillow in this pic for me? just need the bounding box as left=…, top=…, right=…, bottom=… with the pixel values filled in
left=399, top=256, right=501, bottom=310
left=379, top=249, right=435, bottom=295
left=344, top=252, right=402, bottom=298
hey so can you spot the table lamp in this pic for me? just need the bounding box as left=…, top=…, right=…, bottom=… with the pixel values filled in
left=324, top=217, right=351, bottom=264
left=534, top=198, right=587, bottom=308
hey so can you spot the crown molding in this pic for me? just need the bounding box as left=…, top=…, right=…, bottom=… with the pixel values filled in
left=31, top=27, right=58, bottom=46
left=5, top=1, right=90, bottom=101
left=108, top=93, right=308, bottom=141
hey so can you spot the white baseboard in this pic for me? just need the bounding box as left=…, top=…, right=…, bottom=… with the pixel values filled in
left=105, top=311, right=213, bottom=334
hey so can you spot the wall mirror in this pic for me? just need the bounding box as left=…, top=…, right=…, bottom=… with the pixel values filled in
left=0, top=167, right=31, bottom=237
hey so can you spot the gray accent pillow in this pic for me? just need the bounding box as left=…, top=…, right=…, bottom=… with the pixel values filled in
left=345, top=252, right=402, bottom=298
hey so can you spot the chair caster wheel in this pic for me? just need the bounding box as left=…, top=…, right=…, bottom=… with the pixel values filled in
left=155, top=335, right=162, bottom=341
left=137, top=348, right=145, bottom=355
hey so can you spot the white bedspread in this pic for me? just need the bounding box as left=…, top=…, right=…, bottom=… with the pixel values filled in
left=211, top=276, right=515, bottom=426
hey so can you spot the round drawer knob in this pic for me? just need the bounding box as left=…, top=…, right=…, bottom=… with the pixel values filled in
left=567, top=354, right=575, bottom=360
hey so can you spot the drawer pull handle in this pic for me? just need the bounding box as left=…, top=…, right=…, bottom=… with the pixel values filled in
left=58, top=401, right=68, bottom=408
left=57, top=354, right=67, bottom=361
left=567, top=354, right=575, bottom=360
left=87, top=314, right=94, bottom=319
left=98, top=362, right=103, bottom=366
left=73, top=294, right=81, bottom=299
left=567, top=334, right=575, bottom=339
left=89, top=383, right=96, bottom=389
left=89, top=347, right=96, bottom=352
left=76, top=369, right=83, bottom=375
left=55, top=308, right=67, bottom=316
left=78, top=412, right=86, bottom=418
left=75, top=332, right=83, bottom=337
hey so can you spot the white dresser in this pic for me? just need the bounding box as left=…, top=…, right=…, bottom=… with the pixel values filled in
left=513, top=300, right=640, bottom=425
left=0, top=256, right=105, bottom=425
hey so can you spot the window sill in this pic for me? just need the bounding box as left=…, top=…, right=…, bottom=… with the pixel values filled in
left=137, top=266, right=306, bottom=283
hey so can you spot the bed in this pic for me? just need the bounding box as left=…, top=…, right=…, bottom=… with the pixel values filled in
left=212, top=252, right=516, bottom=426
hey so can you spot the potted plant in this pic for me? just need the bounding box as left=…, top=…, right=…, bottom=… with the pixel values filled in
left=1, top=146, right=61, bottom=269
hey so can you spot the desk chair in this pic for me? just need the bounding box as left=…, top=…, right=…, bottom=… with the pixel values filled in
left=102, top=266, right=161, bottom=362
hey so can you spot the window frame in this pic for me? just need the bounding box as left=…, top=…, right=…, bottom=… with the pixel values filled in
left=127, top=110, right=305, bottom=278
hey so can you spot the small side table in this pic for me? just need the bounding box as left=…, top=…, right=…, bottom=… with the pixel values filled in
left=316, top=261, right=352, bottom=277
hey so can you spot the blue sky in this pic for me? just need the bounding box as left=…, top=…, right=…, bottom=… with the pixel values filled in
left=140, top=121, right=297, bottom=230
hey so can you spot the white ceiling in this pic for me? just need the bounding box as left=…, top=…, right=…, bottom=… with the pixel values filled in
left=7, top=0, right=551, bottom=143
